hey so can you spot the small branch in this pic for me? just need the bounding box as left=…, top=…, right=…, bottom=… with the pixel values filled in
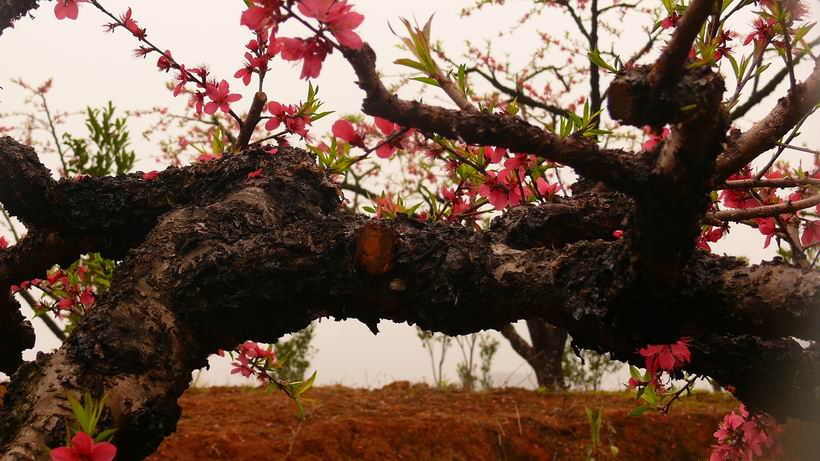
left=717, top=177, right=820, bottom=190
left=710, top=194, right=820, bottom=221
left=236, top=92, right=268, bottom=151
left=731, top=37, right=820, bottom=120
left=776, top=142, right=820, bottom=156
left=715, top=57, right=820, bottom=180
left=775, top=0, right=797, bottom=89
left=342, top=44, right=647, bottom=194
left=649, top=0, right=717, bottom=87
left=469, top=67, right=569, bottom=116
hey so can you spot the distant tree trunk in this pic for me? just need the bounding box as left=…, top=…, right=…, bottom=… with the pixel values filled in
left=500, top=320, right=567, bottom=391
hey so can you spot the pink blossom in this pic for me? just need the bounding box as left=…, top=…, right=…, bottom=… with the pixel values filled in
left=0, top=236, right=7, bottom=249
left=51, top=431, right=116, bottom=461
left=485, top=146, right=507, bottom=164
left=240, top=0, right=282, bottom=31
left=248, top=169, right=263, bottom=179
left=332, top=119, right=364, bottom=147
left=642, top=127, right=670, bottom=151
left=536, top=177, right=560, bottom=198
left=189, top=92, right=206, bottom=116
left=479, top=171, right=511, bottom=210
left=710, top=405, right=779, bottom=461
left=298, top=0, right=364, bottom=49
left=660, top=12, right=680, bottom=29
left=241, top=7, right=269, bottom=31
left=756, top=217, right=776, bottom=248
left=119, top=8, right=146, bottom=40
left=173, top=65, right=189, bottom=96
left=142, top=171, right=158, bottom=180
left=374, top=117, right=405, bottom=159
left=744, top=17, right=775, bottom=46
left=801, top=220, right=820, bottom=247
left=54, top=0, right=86, bottom=21
left=156, top=50, right=174, bottom=72
left=638, top=337, right=691, bottom=375
left=612, top=230, right=624, bottom=239
left=204, top=80, right=242, bottom=115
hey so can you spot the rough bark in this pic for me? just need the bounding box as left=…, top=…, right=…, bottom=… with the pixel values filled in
left=0, top=0, right=40, bottom=36
left=0, top=5, right=818, bottom=455
left=0, top=142, right=818, bottom=459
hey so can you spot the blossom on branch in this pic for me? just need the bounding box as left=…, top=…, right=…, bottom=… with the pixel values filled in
left=204, top=80, right=242, bottom=115
left=54, top=0, right=87, bottom=21
left=50, top=431, right=116, bottom=461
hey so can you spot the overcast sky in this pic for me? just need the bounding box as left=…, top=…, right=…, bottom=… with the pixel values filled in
left=0, top=0, right=817, bottom=389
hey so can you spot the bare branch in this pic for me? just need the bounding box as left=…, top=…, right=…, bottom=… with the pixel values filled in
left=717, top=177, right=820, bottom=190
left=710, top=193, right=820, bottom=221
left=649, top=0, right=717, bottom=87
left=715, top=57, right=820, bottom=180
left=342, top=44, right=647, bottom=193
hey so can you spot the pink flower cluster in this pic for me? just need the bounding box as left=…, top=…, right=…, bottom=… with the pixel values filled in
left=710, top=405, right=779, bottom=461
left=628, top=337, right=691, bottom=391
left=332, top=117, right=410, bottom=158
left=224, top=341, right=276, bottom=379
left=697, top=226, right=726, bottom=252
left=477, top=150, right=560, bottom=211
left=240, top=0, right=365, bottom=80
left=51, top=431, right=116, bottom=461
left=720, top=166, right=820, bottom=248
left=639, top=337, right=691, bottom=375
left=266, top=101, right=311, bottom=138
left=11, top=267, right=96, bottom=316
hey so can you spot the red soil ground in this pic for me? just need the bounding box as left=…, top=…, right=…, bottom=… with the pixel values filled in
left=3, top=383, right=817, bottom=460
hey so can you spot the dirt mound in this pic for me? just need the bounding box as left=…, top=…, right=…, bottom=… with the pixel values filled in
left=149, top=384, right=737, bottom=460
left=3, top=383, right=816, bottom=459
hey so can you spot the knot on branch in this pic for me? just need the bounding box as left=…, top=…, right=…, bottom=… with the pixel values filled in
left=608, top=64, right=726, bottom=132
left=354, top=222, right=398, bottom=275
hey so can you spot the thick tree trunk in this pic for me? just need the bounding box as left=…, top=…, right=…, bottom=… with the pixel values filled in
left=500, top=321, right=567, bottom=391
left=0, top=141, right=817, bottom=459
left=0, top=4, right=818, bottom=457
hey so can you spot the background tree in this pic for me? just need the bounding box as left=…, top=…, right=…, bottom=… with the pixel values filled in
left=0, top=0, right=817, bottom=460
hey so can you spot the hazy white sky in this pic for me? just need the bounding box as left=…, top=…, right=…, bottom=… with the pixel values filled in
left=0, top=0, right=817, bottom=389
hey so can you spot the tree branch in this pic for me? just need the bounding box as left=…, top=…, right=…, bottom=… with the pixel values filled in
left=342, top=44, right=648, bottom=194
left=710, top=193, right=820, bottom=221
left=648, top=0, right=717, bottom=87
left=1, top=147, right=818, bottom=459
left=715, top=57, right=820, bottom=180
left=0, top=0, right=40, bottom=36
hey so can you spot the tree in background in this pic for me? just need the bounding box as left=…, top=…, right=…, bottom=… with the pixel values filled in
left=416, top=327, right=499, bottom=390
left=0, top=0, right=817, bottom=460
left=273, top=323, right=317, bottom=383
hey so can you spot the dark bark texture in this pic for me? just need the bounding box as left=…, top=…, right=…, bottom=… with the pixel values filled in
left=0, top=4, right=819, bottom=457
left=0, top=140, right=818, bottom=460
left=0, top=0, right=41, bottom=36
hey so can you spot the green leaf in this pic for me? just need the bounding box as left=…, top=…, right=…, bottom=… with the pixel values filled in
left=394, top=58, right=429, bottom=73
left=587, top=49, right=619, bottom=73
left=68, top=395, right=90, bottom=432
left=642, top=384, right=658, bottom=406
left=411, top=76, right=441, bottom=87
left=94, top=428, right=118, bottom=443
left=629, top=366, right=641, bottom=380
left=628, top=405, right=652, bottom=417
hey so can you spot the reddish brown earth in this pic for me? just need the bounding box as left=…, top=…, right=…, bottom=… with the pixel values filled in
left=3, top=383, right=817, bottom=460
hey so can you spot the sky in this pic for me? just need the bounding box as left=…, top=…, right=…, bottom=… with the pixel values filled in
left=0, top=0, right=817, bottom=389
